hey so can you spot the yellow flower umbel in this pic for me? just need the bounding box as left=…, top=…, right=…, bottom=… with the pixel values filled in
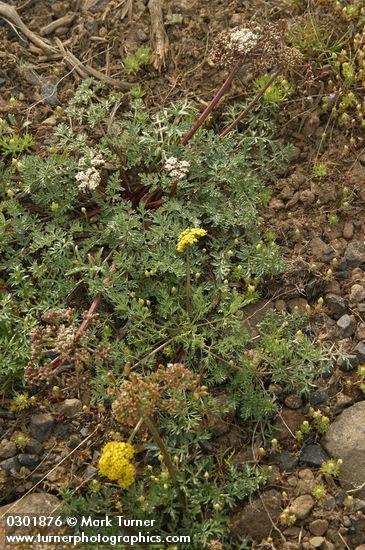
left=98, top=441, right=135, bottom=489
left=177, top=228, right=207, bottom=253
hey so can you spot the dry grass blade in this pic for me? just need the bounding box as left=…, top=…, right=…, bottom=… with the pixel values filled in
left=115, top=0, right=134, bottom=20
left=55, top=38, right=133, bottom=89
left=81, top=0, right=99, bottom=10
left=148, top=0, right=169, bottom=71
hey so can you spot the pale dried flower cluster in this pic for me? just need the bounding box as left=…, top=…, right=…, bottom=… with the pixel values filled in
left=112, top=363, right=207, bottom=430
left=210, top=21, right=303, bottom=74
left=24, top=308, right=110, bottom=385
left=228, top=28, right=259, bottom=55
left=76, top=152, right=105, bottom=192
left=164, top=156, right=191, bottom=180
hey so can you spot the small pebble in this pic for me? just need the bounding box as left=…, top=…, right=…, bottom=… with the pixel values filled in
left=58, top=398, right=83, bottom=418
left=350, top=284, right=365, bottom=303
left=30, top=413, right=55, bottom=442
left=0, top=439, right=17, bottom=459
left=25, top=438, right=43, bottom=455
left=17, top=453, right=40, bottom=468
left=309, top=537, right=325, bottom=548
left=343, top=222, right=354, bottom=240
left=136, top=28, right=148, bottom=42
left=309, top=519, right=328, bottom=536
left=309, top=390, right=329, bottom=406
left=342, top=515, right=351, bottom=527
left=284, top=395, right=303, bottom=409
left=289, top=494, right=314, bottom=520
left=323, top=496, right=335, bottom=510
left=351, top=268, right=363, bottom=281
left=336, top=314, right=356, bottom=338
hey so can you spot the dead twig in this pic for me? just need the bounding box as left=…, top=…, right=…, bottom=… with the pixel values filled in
left=106, top=0, right=133, bottom=21
left=148, top=0, right=169, bottom=71
left=41, top=13, right=76, bottom=36
left=0, top=1, right=55, bottom=53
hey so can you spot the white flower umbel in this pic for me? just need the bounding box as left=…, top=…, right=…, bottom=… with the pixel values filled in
left=164, top=156, right=191, bottom=180
left=76, top=152, right=105, bottom=192
left=76, top=167, right=101, bottom=191
left=229, top=28, right=259, bottom=55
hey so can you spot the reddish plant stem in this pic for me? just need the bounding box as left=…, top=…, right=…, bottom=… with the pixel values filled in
left=145, top=199, right=166, bottom=209
left=76, top=207, right=101, bottom=221
left=220, top=69, right=280, bottom=137
left=49, top=264, right=116, bottom=370
left=179, top=59, right=242, bottom=146
left=77, top=264, right=116, bottom=340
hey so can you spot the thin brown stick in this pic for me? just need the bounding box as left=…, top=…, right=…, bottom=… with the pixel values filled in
left=0, top=1, right=54, bottom=52
left=148, top=0, right=169, bottom=71
left=41, top=13, right=76, bottom=36
left=220, top=69, right=280, bottom=137
left=114, top=0, right=134, bottom=20
left=55, top=38, right=133, bottom=90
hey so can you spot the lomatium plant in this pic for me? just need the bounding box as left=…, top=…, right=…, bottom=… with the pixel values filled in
left=0, top=25, right=340, bottom=547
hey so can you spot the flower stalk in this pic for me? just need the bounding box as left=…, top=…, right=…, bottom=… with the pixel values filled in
left=186, top=247, right=191, bottom=314
left=180, top=59, right=242, bottom=145
left=220, top=69, right=281, bottom=137
left=139, top=409, right=187, bottom=512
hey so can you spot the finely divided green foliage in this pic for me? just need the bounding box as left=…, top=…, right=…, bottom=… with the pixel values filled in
left=0, top=80, right=335, bottom=419
left=0, top=116, right=33, bottom=157
left=0, top=80, right=341, bottom=549
left=61, top=454, right=270, bottom=549
left=124, top=47, right=151, bottom=75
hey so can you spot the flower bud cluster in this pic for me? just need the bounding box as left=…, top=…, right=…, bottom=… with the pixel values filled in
left=112, top=363, right=207, bottom=429
left=76, top=152, right=105, bottom=192
left=98, top=441, right=135, bottom=489
left=24, top=308, right=110, bottom=385
left=164, top=156, right=191, bottom=180
left=210, top=21, right=303, bottom=74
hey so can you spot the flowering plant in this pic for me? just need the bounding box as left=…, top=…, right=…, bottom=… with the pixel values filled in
left=98, top=441, right=136, bottom=489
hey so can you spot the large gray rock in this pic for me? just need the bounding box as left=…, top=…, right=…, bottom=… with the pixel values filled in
left=0, top=493, right=62, bottom=543
left=344, top=242, right=365, bottom=267
left=229, top=489, right=281, bottom=541
left=325, top=293, right=347, bottom=319
left=322, top=402, right=365, bottom=498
